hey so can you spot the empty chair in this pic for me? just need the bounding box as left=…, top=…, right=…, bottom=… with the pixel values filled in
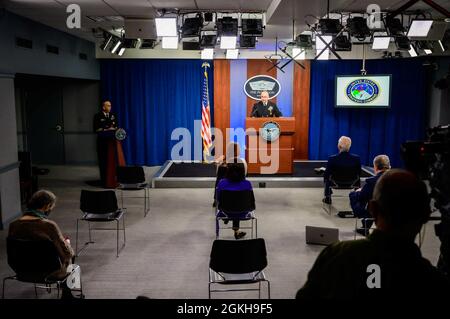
left=323, top=170, right=360, bottom=216
left=76, top=190, right=126, bottom=257
left=2, top=237, right=83, bottom=299
left=208, top=238, right=270, bottom=299
left=116, top=166, right=149, bottom=217
left=216, top=190, right=257, bottom=239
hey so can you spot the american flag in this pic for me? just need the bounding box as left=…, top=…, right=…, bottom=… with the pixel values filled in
left=201, top=62, right=212, bottom=158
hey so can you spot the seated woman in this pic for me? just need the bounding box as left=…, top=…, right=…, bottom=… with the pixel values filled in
left=216, top=162, right=253, bottom=239
left=8, top=190, right=81, bottom=299
left=213, top=142, right=247, bottom=206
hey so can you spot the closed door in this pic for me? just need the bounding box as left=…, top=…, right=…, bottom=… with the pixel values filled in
left=26, top=85, right=65, bottom=164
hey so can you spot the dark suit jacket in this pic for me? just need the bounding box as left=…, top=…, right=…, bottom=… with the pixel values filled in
left=296, top=230, right=450, bottom=300
left=324, top=151, right=361, bottom=184
left=349, top=171, right=384, bottom=218
left=93, top=112, right=117, bottom=132
left=250, top=101, right=282, bottom=117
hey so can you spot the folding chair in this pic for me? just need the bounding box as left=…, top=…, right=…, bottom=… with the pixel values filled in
left=208, top=238, right=270, bottom=299
left=216, top=190, right=257, bottom=239
left=76, top=190, right=126, bottom=257
left=2, top=237, right=83, bottom=299
left=116, top=166, right=149, bottom=217
left=323, top=170, right=360, bottom=216
left=354, top=217, right=376, bottom=239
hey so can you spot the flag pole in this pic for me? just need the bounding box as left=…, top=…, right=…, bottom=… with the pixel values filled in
left=201, top=61, right=212, bottom=164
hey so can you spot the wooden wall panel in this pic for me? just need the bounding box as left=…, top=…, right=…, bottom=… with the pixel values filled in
left=213, top=60, right=230, bottom=157
left=246, top=59, right=277, bottom=116
left=293, top=61, right=311, bottom=160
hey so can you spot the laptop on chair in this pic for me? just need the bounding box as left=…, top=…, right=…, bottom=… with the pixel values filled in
left=305, top=226, right=339, bottom=246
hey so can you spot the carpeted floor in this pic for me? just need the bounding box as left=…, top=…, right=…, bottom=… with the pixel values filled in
left=0, top=165, right=441, bottom=299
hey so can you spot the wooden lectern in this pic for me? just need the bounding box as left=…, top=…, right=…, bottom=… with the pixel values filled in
left=98, top=130, right=126, bottom=188
left=245, top=117, right=295, bottom=174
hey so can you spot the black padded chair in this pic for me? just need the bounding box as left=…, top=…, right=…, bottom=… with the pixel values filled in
left=76, top=190, right=126, bottom=257
left=116, top=166, right=149, bottom=217
left=323, top=170, right=360, bottom=216
left=208, top=238, right=270, bottom=299
left=216, top=190, right=257, bottom=239
left=2, top=237, right=83, bottom=299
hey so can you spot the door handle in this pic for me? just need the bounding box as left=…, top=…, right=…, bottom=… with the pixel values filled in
left=55, top=125, right=63, bottom=132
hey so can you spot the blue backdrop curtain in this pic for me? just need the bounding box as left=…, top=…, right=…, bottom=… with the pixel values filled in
left=101, top=59, right=213, bottom=166
left=308, top=58, right=427, bottom=167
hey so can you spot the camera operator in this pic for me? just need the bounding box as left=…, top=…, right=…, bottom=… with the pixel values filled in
left=402, top=125, right=450, bottom=278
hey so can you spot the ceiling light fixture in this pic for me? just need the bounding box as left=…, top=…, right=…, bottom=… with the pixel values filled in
left=241, top=19, right=263, bottom=37
left=162, top=36, right=179, bottom=49
left=372, top=36, right=391, bottom=50
left=201, top=48, right=214, bottom=60
left=181, top=16, right=203, bottom=38
left=239, top=36, right=256, bottom=49
left=292, top=48, right=306, bottom=60
left=110, top=39, right=122, bottom=54
left=200, top=34, right=218, bottom=48
left=347, top=16, right=371, bottom=40
left=155, top=17, right=178, bottom=37
left=408, top=44, right=418, bottom=57
left=407, top=20, right=433, bottom=37
left=226, top=49, right=239, bottom=59
left=220, top=36, right=237, bottom=49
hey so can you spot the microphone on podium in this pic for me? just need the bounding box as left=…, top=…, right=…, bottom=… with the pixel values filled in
left=268, top=106, right=273, bottom=117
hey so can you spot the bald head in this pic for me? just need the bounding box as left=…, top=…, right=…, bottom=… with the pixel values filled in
left=338, top=136, right=352, bottom=152
left=373, top=155, right=390, bottom=173
left=260, top=91, right=270, bottom=104
left=370, top=169, right=431, bottom=234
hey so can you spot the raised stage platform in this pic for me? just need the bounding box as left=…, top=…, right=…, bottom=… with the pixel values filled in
left=152, top=160, right=374, bottom=188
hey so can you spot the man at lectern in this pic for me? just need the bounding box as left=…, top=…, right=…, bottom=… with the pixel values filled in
left=93, top=100, right=118, bottom=186
left=250, top=91, right=282, bottom=117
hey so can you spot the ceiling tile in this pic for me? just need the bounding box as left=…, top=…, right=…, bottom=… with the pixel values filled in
left=103, top=0, right=156, bottom=17
left=56, top=0, right=118, bottom=16
left=149, top=0, right=198, bottom=10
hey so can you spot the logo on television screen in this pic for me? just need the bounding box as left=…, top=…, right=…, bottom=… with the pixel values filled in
left=346, top=79, right=380, bottom=104
left=244, top=75, right=281, bottom=100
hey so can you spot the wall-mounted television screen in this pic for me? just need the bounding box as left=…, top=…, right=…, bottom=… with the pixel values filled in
left=335, top=74, right=391, bottom=108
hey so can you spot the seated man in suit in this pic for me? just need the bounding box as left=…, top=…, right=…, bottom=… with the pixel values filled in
left=323, top=136, right=361, bottom=204
left=296, top=169, right=450, bottom=300
left=348, top=155, right=390, bottom=235
left=250, top=91, right=282, bottom=117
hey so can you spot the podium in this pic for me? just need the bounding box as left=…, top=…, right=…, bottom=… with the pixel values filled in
left=245, top=117, right=295, bottom=174
left=98, top=130, right=126, bottom=188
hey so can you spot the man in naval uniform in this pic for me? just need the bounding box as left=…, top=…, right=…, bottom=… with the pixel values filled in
left=250, top=90, right=282, bottom=117
left=93, top=100, right=118, bottom=186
